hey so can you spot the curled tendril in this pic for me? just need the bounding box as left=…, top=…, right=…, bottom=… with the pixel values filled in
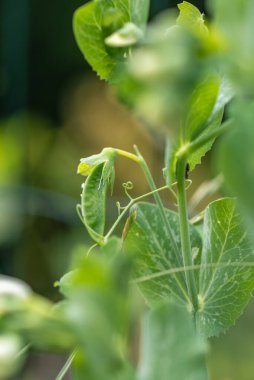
left=122, top=181, right=134, bottom=200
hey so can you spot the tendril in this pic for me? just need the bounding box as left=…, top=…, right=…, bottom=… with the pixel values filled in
left=122, top=181, right=134, bottom=200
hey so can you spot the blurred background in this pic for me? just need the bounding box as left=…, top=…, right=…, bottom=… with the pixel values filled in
left=1, top=0, right=254, bottom=379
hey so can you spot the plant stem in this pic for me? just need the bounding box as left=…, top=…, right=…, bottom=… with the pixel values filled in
left=55, top=350, right=77, bottom=380
left=104, top=185, right=169, bottom=240
left=133, top=146, right=183, bottom=266
left=115, top=149, right=141, bottom=163
left=177, top=158, right=198, bottom=312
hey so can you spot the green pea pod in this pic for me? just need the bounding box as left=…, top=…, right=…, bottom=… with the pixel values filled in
left=80, top=163, right=107, bottom=245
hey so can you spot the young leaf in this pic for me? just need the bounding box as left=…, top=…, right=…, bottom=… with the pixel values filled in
left=188, top=107, right=224, bottom=171
left=177, top=1, right=208, bottom=36
left=137, top=301, right=209, bottom=380
left=185, top=74, right=220, bottom=140
left=197, top=198, right=254, bottom=337
left=73, top=0, right=150, bottom=81
left=123, top=202, right=202, bottom=306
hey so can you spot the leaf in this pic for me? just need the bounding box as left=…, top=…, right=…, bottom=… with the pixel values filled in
left=123, top=202, right=202, bottom=307
left=185, top=74, right=220, bottom=140
left=73, top=0, right=150, bottom=81
left=177, top=1, right=208, bottom=36
left=197, top=198, right=254, bottom=337
left=218, top=100, right=254, bottom=232
left=79, top=163, right=108, bottom=244
left=166, top=77, right=233, bottom=180
left=60, top=243, right=134, bottom=380
left=137, top=301, right=209, bottom=380
left=188, top=107, right=224, bottom=171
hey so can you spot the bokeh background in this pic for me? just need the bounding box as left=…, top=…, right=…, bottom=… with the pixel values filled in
left=1, top=0, right=254, bottom=379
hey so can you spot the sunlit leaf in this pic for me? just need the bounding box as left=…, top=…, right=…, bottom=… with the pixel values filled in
left=137, top=301, right=208, bottom=380
left=177, top=1, right=208, bottom=35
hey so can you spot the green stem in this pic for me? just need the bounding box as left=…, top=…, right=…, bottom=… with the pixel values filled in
left=177, top=158, right=198, bottom=312
left=133, top=146, right=183, bottom=268
left=104, top=185, right=169, bottom=240
left=115, top=149, right=141, bottom=163
left=55, top=350, right=77, bottom=380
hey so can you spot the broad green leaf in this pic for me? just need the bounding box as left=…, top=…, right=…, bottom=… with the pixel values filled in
left=137, top=301, right=208, bottom=380
left=123, top=202, right=202, bottom=307
left=185, top=74, right=220, bottom=139
left=79, top=163, right=108, bottom=244
left=209, top=0, right=254, bottom=94
left=197, top=198, right=254, bottom=337
left=177, top=1, right=208, bottom=36
left=73, top=0, right=150, bottom=81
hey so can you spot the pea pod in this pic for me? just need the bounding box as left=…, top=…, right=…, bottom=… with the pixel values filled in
left=80, top=163, right=108, bottom=245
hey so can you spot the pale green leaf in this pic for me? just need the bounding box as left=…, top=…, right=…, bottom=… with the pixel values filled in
left=138, top=301, right=208, bottom=380
left=197, top=198, right=254, bottom=337
left=177, top=1, right=208, bottom=35
left=123, top=202, right=202, bottom=306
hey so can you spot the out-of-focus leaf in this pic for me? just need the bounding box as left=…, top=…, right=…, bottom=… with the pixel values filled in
left=177, top=1, right=208, bottom=35
left=0, top=334, right=25, bottom=379
left=218, top=101, right=254, bottom=230
left=73, top=0, right=150, bottom=81
left=209, top=0, right=254, bottom=93
left=60, top=241, right=134, bottom=380
left=137, top=301, right=208, bottom=380
left=123, top=202, right=202, bottom=307
left=197, top=198, right=254, bottom=337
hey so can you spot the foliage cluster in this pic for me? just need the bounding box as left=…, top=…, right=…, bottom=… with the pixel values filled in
left=2, top=1, right=254, bottom=379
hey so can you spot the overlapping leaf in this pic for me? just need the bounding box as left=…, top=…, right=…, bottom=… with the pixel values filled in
left=138, top=301, right=208, bottom=380
left=124, top=199, right=254, bottom=337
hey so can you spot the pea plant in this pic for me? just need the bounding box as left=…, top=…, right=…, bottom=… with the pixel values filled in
left=2, top=1, right=254, bottom=379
